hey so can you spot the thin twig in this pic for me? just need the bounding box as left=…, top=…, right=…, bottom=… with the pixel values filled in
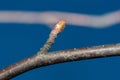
left=0, top=44, right=120, bottom=80
left=39, top=20, right=66, bottom=54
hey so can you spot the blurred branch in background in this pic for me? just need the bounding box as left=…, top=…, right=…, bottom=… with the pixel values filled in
left=0, top=10, right=119, bottom=28
left=0, top=20, right=120, bottom=80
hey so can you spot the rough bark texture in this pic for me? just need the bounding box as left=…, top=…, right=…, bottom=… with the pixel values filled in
left=0, top=20, right=120, bottom=80
left=0, top=44, right=120, bottom=80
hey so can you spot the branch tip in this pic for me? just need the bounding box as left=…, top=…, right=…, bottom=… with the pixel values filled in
left=52, top=20, right=66, bottom=35
left=38, top=20, right=66, bottom=54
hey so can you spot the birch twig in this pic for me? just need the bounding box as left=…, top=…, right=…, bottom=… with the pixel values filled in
left=39, top=20, right=66, bottom=54
left=0, top=20, right=120, bottom=80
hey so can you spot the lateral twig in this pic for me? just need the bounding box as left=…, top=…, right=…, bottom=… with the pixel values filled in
left=39, top=20, right=66, bottom=54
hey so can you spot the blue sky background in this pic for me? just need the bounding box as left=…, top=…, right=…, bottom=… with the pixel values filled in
left=0, top=0, right=120, bottom=80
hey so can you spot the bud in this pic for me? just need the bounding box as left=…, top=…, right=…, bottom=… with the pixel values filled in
left=52, top=20, right=66, bottom=34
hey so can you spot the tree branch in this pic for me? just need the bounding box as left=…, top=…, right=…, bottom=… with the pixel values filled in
left=1, top=43, right=120, bottom=80
left=0, top=20, right=120, bottom=80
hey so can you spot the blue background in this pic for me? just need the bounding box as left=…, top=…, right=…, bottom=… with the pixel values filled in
left=0, top=0, right=120, bottom=80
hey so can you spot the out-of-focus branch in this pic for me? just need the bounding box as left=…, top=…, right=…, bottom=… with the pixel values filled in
left=0, top=10, right=119, bottom=28
left=0, top=20, right=120, bottom=80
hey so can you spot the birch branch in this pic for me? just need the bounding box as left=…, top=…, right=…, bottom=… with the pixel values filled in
left=1, top=43, right=120, bottom=80
left=0, top=20, right=120, bottom=80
